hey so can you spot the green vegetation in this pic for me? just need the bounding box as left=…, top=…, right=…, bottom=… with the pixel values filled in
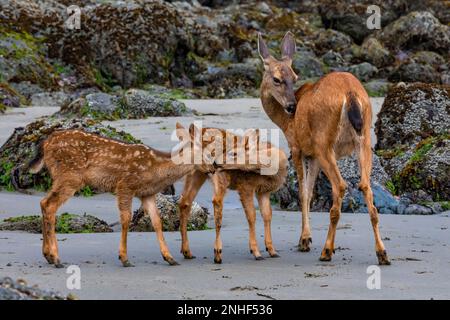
left=0, top=161, right=14, bottom=191
left=80, top=186, right=94, bottom=197
left=385, top=180, right=397, bottom=195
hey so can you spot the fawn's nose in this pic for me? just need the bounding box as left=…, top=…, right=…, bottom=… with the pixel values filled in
left=286, top=102, right=296, bottom=114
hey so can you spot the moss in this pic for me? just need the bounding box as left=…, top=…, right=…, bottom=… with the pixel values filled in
left=375, top=146, right=406, bottom=159
left=0, top=161, right=15, bottom=191
left=385, top=180, right=397, bottom=195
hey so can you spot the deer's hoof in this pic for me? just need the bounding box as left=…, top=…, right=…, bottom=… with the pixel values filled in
left=255, top=256, right=265, bottom=261
left=214, top=257, right=222, bottom=264
left=165, top=257, right=179, bottom=266
left=298, top=237, right=312, bottom=252
left=319, top=248, right=333, bottom=262
left=182, top=250, right=196, bottom=259
left=269, top=253, right=280, bottom=258
left=376, top=250, right=391, bottom=265
left=122, top=260, right=135, bottom=268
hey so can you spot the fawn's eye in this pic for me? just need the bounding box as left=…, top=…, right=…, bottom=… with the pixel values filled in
left=273, top=77, right=282, bottom=85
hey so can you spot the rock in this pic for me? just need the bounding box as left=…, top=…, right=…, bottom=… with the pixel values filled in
left=0, top=213, right=113, bottom=233
left=403, top=204, right=433, bottom=215
left=123, top=89, right=191, bottom=117
left=0, top=277, right=73, bottom=300
left=375, top=11, right=450, bottom=54
left=364, top=79, right=391, bottom=97
left=130, top=193, right=209, bottom=232
left=30, top=91, right=70, bottom=107
left=0, top=27, right=58, bottom=90
left=360, top=38, right=394, bottom=68
left=292, top=48, right=324, bottom=79
left=389, top=51, right=446, bottom=84
left=0, top=116, right=142, bottom=191
left=318, top=0, right=405, bottom=43
left=375, top=83, right=450, bottom=201
left=0, top=83, right=23, bottom=110
left=272, top=153, right=398, bottom=214
left=347, top=62, right=378, bottom=82
left=56, top=90, right=192, bottom=120
left=8, top=81, right=43, bottom=101
left=375, top=83, right=449, bottom=150
left=321, top=50, right=346, bottom=69
left=314, top=29, right=353, bottom=55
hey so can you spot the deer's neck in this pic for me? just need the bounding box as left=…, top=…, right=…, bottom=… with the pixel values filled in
left=260, top=88, right=293, bottom=134
left=155, top=160, right=195, bottom=187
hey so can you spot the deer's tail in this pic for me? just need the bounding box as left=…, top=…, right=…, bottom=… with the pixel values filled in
left=11, top=140, right=45, bottom=193
left=346, top=91, right=363, bottom=135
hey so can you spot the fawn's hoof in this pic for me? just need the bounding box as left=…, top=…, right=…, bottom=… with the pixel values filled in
left=255, top=256, right=265, bottom=261
left=376, top=250, right=391, bottom=265
left=319, top=248, right=333, bottom=261
left=122, top=260, right=135, bottom=268
left=164, top=257, right=179, bottom=266
left=214, top=257, right=222, bottom=264
left=269, top=253, right=280, bottom=258
left=298, top=237, right=312, bottom=252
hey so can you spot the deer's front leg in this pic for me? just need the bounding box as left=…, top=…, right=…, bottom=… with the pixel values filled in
left=142, top=195, right=178, bottom=266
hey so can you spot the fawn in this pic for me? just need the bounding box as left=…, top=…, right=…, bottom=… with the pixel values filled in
left=257, top=32, right=390, bottom=265
left=178, top=127, right=288, bottom=263
left=16, top=123, right=231, bottom=268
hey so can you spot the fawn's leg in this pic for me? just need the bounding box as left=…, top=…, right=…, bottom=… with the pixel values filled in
left=211, top=174, right=228, bottom=264
left=256, top=192, right=279, bottom=257
left=141, top=195, right=178, bottom=266
left=40, top=180, right=79, bottom=267
left=179, top=171, right=207, bottom=259
left=117, top=193, right=134, bottom=267
left=238, top=187, right=263, bottom=260
left=358, top=137, right=390, bottom=265
left=316, top=149, right=347, bottom=262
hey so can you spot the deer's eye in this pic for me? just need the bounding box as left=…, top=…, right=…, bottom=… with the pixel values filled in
left=273, top=77, right=282, bottom=85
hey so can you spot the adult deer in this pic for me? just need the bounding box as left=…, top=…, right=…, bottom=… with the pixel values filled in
left=14, top=123, right=232, bottom=268
left=257, top=32, right=390, bottom=265
left=178, top=127, right=288, bottom=263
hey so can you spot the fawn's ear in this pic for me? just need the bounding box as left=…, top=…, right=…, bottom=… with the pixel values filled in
left=175, top=122, right=186, bottom=140
left=188, top=123, right=201, bottom=140
left=281, top=31, right=296, bottom=62
left=258, top=33, right=271, bottom=63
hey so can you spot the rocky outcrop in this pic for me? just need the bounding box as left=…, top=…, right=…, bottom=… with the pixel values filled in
left=0, top=277, right=74, bottom=300
left=130, top=193, right=209, bottom=232
left=375, top=83, right=450, bottom=202
left=0, top=117, right=142, bottom=192
left=0, top=213, right=113, bottom=233
left=56, top=89, right=192, bottom=120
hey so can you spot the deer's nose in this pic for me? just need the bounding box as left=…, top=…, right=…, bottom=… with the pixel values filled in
left=286, top=103, right=296, bottom=114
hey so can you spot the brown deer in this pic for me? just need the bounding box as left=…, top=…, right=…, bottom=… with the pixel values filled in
left=15, top=123, right=231, bottom=268
left=257, top=32, right=390, bottom=265
left=178, top=127, right=288, bottom=263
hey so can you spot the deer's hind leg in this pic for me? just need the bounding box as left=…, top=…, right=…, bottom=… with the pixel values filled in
left=358, top=137, right=390, bottom=265
left=179, top=171, right=207, bottom=259
left=238, top=187, right=263, bottom=260
left=117, top=192, right=134, bottom=267
left=141, top=195, right=178, bottom=266
left=256, top=192, right=279, bottom=258
left=315, top=149, right=347, bottom=262
left=40, top=177, right=81, bottom=267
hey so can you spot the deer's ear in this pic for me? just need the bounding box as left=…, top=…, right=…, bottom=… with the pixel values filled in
left=281, top=31, right=296, bottom=61
left=258, top=33, right=271, bottom=61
